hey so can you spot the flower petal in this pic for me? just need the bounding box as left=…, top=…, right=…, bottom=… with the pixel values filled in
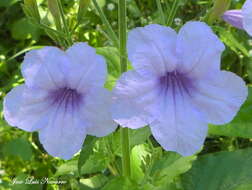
left=81, top=88, right=117, bottom=137
left=111, top=70, right=157, bottom=128
left=39, top=109, right=87, bottom=160
left=176, top=21, right=225, bottom=78
left=66, top=43, right=107, bottom=91
left=3, top=85, right=24, bottom=127
left=242, top=0, right=252, bottom=36
left=3, top=85, right=52, bottom=132
left=150, top=90, right=208, bottom=156
left=127, top=24, right=177, bottom=76
left=192, top=71, right=248, bottom=125
left=21, top=47, right=70, bottom=90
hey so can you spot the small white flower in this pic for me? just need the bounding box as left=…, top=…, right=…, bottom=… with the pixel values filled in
left=3, top=43, right=117, bottom=160
left=174, top=18, right=182, bottom=26
left=107, top=3, right=115, bottom=11
left=111, top=22, right=248, bottom=156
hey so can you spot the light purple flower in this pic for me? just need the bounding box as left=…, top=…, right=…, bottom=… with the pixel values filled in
left=111, top=22, right=248, bottom=156
left=222, top=10, right=244, bottom=29
left=3, top=43, right=117, bottom=160
left=223, top=0, right=252, bottom=35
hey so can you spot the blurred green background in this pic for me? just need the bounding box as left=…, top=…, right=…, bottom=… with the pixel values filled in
left=0, top=0, right=252, bottom=189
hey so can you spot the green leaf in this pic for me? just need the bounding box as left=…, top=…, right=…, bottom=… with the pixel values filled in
left=96, top=47, right=120, bottom=90
left=127, top=0, right=141, bottom=18
left=56, top=156, right=110, bottom=179
left=92, top=0, right=106, bottom=8
left=11, top=18, right=41, bottom=41
left=208, top=86, right=252, bottom=138
left=182, top=148, right=252, bottom=190
left=96, top=47, right=120, bottom=77
left=96, top=47, right=133, bottom=89
left=96, top=46, right=131, bottom=90
left=101, top=177, right=141, bottom=190
left=56, top=138, right=112, bottom=177
left=80, top=174, right=108, bottom=189
left=78, top=136, right=97, bottom=175
left=0, top=0, right=20, bottom=7
left=247, top=58, right=252, bottom=83
left=142, top=182, right=182, bottom=190
left=2, top=138, right=33, bottom=161
left=150, top=152, right=196, bottom=186
left=23, top=0, right=41, bottom=23
left=215, top=26, right=249, bottom=56
left=55, top=159, right=78, bottom=177
left=206, top=0, right=230, bottom=24
left=48, top=0, right=62, bottom=31
left=130, top=144, right=150, bottom=181
left=80, top=135, right=114, bottom=175
left=130, top=127, right=151, bottom=148
left=105, top=74, right=117, bottom=90
left=81, top=151, right=111, bottom=175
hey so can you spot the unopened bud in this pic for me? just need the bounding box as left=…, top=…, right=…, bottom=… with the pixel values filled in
left=222, top=10, right=243, bottom=29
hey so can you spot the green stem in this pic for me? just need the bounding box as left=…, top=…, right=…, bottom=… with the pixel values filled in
left=167, top=0, right=178, bottom=26
left=155, top=0, right=165, bottom=25
left=119, top=0, right=127, bottom=73
left=121, top=128, right=130, bottom=177
left=38, top=23, right=67, bottom=38
left=7, top=46, right=44, bottom=62
left=56, top=0, right=73, bottom=46
left=118, top=0, right=130, bottom=177
left=92, top=0, right=119, bottom=47
left=206, top=0, right=231, bottom=25
left=108, top=163, right=118, bottom=176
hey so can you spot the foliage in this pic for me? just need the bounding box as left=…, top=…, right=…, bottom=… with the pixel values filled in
left=182, top=148, right=252, bottom=190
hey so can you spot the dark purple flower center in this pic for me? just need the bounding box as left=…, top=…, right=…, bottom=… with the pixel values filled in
left=49, top=87, right=83, bottom=112
left=159, top=71, right=195, bottom=97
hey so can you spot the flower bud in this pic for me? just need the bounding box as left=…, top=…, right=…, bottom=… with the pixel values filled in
left=222, top=10, right=244, bottom=29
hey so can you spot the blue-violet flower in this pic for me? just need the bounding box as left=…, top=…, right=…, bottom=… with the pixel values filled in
left=111, top=22, right=248, bottom=156
left=3, top=43, right=117, bottom=159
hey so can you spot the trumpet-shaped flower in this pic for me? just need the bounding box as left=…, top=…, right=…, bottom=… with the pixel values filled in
left=112, top=22, right=248, bottom=156
left=3, top=43, right=117, bottom=160
left=223, top=0, right=252, bottom=35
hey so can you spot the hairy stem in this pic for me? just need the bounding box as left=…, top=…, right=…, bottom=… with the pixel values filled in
left=118, top=0, right=131, bottom=177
